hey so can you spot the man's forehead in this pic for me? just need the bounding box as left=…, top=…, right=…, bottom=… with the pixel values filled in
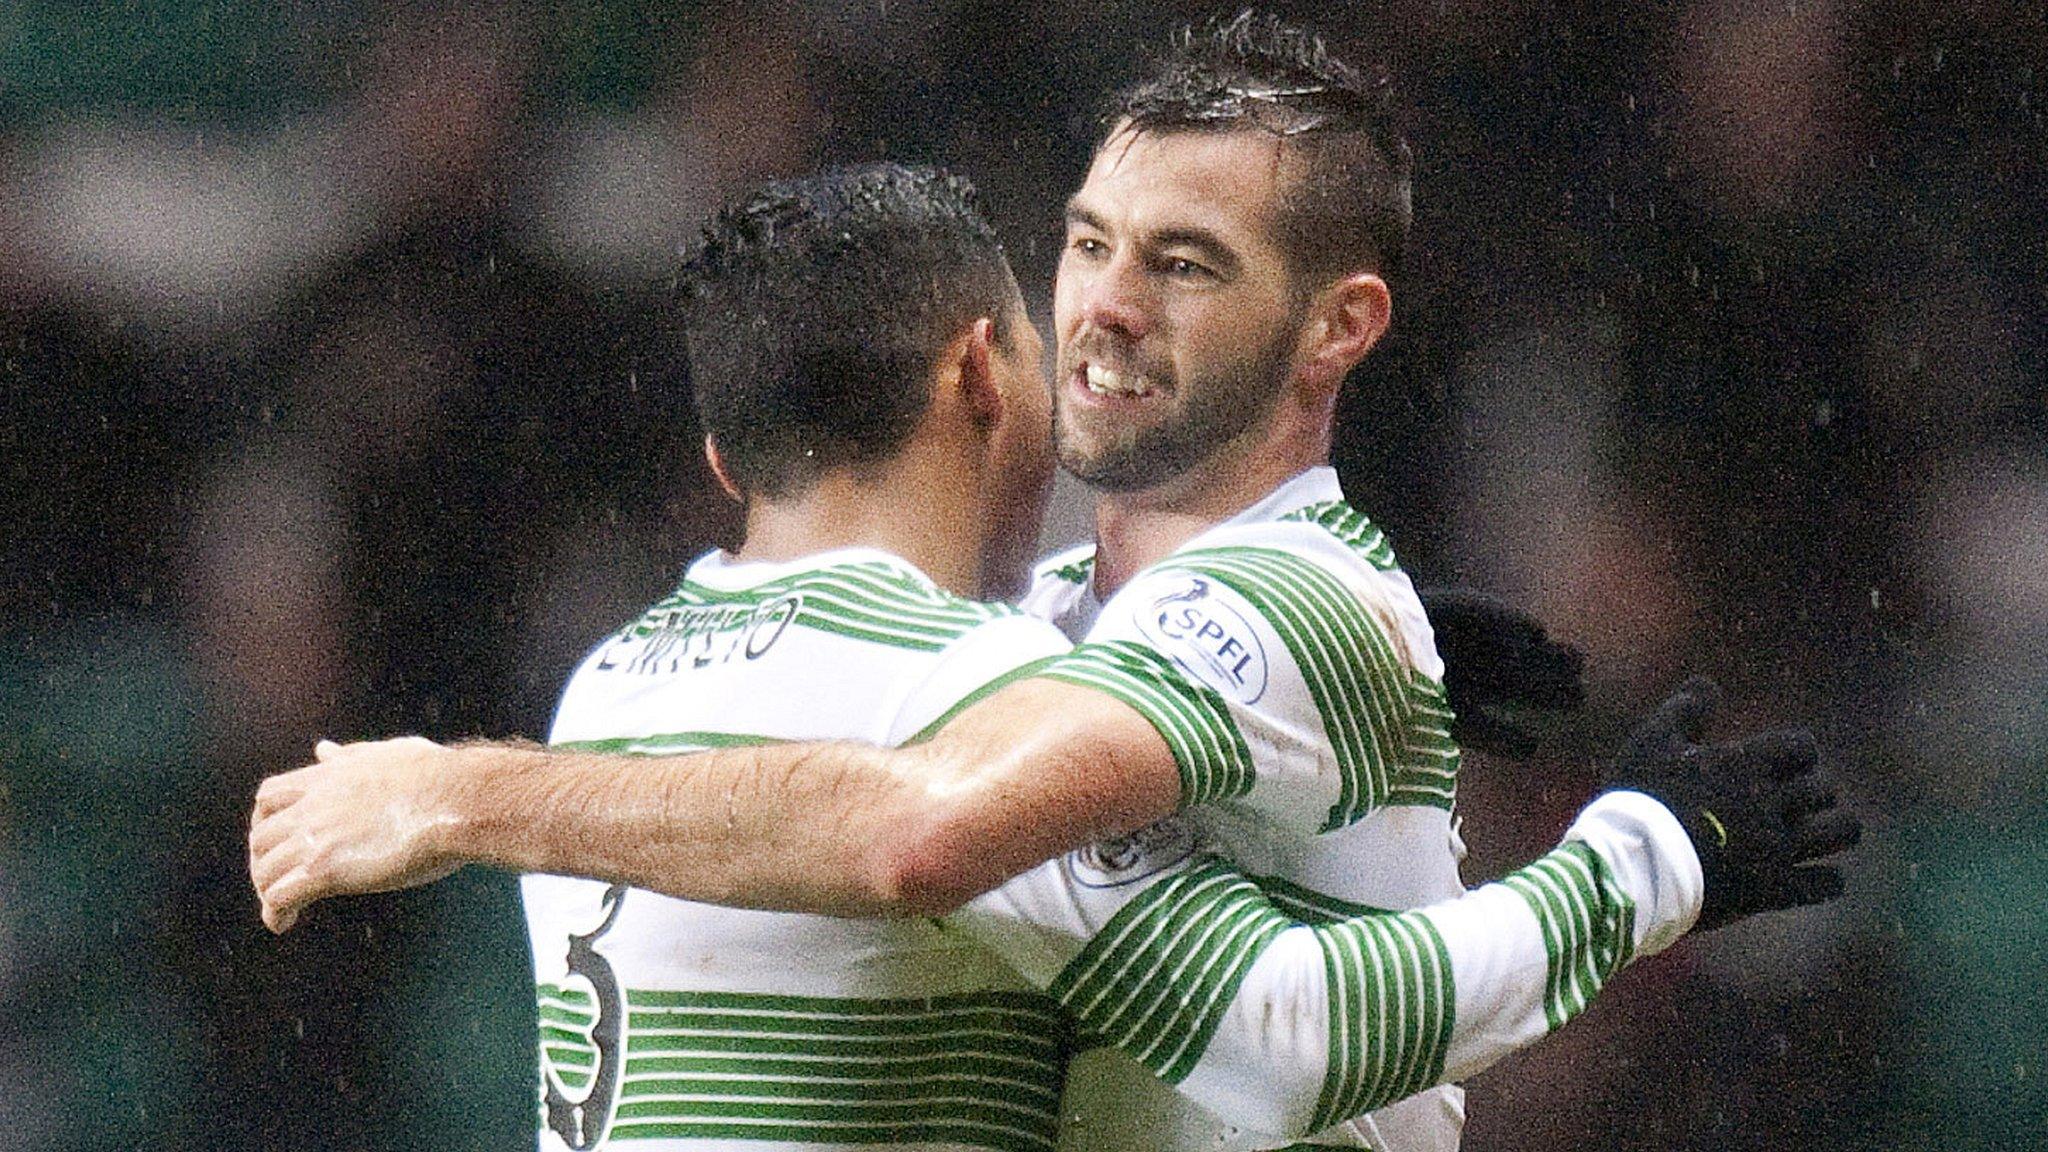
left=1071, top=125, right=1293, bottom=238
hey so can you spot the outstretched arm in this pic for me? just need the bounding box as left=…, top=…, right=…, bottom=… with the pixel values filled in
left=248, top=677, right=1183, bottom=931
left=953, top=679, right=1857, bottom=1140
left=973, top=791, right=1696, bottom=1140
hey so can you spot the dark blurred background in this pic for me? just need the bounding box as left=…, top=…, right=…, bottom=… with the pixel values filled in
left=1, top=2, right=2041, bottom=1149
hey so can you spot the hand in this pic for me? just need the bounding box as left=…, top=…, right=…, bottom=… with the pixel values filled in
left=1419, top=588, right=1585, bottom=758
left=1604, top=677, right=1861, bottom=931
left=248, top=736, right=465, bottom=934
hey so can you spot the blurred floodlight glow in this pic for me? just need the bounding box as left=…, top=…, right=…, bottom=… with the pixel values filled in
left=22, top=119, right=358, bottom=331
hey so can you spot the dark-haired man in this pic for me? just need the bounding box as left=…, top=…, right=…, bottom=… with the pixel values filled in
left=251, top=13, right=1856, bottom=1152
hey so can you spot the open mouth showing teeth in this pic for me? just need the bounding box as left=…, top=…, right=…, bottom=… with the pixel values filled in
left=1083, top=363, right=1162, bottom=398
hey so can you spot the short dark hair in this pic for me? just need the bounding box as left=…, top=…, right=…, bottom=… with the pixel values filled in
left=1107, top=9, right=1411, bottom=285
left=680, top=163, right=1017, bottom=500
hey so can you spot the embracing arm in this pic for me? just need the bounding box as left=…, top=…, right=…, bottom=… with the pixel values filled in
left=954, top=682, right=1857, bottom=1141
left=247, top=678, right=1182, bottom=931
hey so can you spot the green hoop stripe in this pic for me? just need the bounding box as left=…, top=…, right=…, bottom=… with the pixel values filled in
left=1157, top=547, right=1416, bottom=829
left=1391, top=672, right=1461, bottom=808
left=905, top=656, right=1063, bottom=746
left=1280, top=500, right=1399, bottom=571
left=1310, top=907, right=1456, bottom=1130
left=614, top=560, right=1023, bottom=655
left=1043, top=554, right=1095, bottom=586
left=1500, top=842, right=1637, bottom=1032
left=544, top=987, right=1069, bottom=1151
left=1049, top=858, right=1289, bottom=1083
left=1035, top=640, right=1255, bottom=806
left=552, top=730, right=784, bottom=754
left=1250, top=874, right=1396, bottom=924
left=538, top=981, right=599, bottom=1092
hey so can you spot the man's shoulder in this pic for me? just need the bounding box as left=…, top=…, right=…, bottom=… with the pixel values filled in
left=1108, top=511, right=1436, bottom=687
left=713, top=552, right=1032, bottom=652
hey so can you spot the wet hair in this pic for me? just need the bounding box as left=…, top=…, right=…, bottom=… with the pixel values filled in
left=1106, top=8, right=1412, bottom=285
left=679, top=163, right=1017, bottom=500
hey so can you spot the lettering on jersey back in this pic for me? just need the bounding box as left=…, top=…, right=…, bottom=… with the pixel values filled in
left=594, top=594, right=800, bottom=675
left=1135, top=576, right=1269, bottom=705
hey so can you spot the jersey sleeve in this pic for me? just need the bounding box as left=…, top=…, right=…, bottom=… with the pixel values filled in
left=1031, top=537, right=1456, bottom=831
left=882, top=612, right=1076, bottom=746
left=948, top=790, right=1703, bottom=1142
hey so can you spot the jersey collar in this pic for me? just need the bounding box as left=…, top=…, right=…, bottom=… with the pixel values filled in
left=684, top=546, right=938, bottom=594
left=1212, top=465, right=1344, bottom=531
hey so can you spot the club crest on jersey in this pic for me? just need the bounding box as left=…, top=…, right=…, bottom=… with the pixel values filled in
left=1068, top=818, right=1199, bottom=889
left=1135, top=575, right=1269, bottom=705
left=542, top=885, right=627, bottom=1150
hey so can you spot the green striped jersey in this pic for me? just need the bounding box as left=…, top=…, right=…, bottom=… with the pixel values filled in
left=1015, top=467, right=1474, bottom=1151
left=521, top=532, right=1710, bottom=1152
left=525, top=548, right=1075, bottom=1152
left=1022, top=469, right=1468, bottom=926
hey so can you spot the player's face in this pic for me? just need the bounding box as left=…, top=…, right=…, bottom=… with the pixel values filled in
left=1053, top=126, right=1307, bottom=494
left=978, top=293, right=1055, bottom=599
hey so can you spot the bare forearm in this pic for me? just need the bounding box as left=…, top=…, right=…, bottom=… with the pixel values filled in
left=249, top=680, right=1182, bottom=931
left=451, top=682, right=1182, bottom=915
left=436, top=739, right=928, bottom=916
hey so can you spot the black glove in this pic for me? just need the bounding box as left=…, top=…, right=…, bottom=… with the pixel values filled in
left=1420, top=588, right=1585, bottom=758
left=1604, top=676, right=1862, bottom=931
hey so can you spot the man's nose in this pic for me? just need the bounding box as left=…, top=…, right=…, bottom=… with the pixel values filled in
left=1072, top=252, right=1153, bottom=342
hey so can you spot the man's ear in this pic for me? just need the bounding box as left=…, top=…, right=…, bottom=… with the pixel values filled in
left=948, top=316, right=1003, bottom=431
left=1298, top=272, right=1392, bottom=390
left=703, top=434, right=744, bottom=502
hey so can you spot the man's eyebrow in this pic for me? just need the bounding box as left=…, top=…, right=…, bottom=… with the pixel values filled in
left=1062, top=202, right=1243, bottom=275
left=1148, top=226, right=1241, bottom=274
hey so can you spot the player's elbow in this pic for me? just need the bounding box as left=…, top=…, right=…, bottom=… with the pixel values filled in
left=864, top=800, right=1001, bottom=917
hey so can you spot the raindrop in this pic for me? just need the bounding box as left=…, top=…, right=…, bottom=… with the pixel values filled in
left=1868, top=586, right=1881, bottom=610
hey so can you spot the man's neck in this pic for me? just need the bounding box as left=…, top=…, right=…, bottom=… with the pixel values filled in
left=1087, top=433, right=1328, bottom=599
left=735, top=467, right=983, bottom=599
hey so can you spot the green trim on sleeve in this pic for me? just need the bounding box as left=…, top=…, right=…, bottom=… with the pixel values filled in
left=1501, top=841, right=1637, bottom=1032
left=1033, top=640, right=1255, bottom=807
left=552, top=731, right=786, bottom=753
left=1047, top=858, right=1289, bottom=1084
left=904, top=655, right=1064, bottom=746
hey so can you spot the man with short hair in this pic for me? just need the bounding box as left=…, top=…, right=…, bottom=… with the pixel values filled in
left=251, top=13, right=1856, bottom=1152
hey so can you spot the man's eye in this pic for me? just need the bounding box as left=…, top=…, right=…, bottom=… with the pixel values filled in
left=1167, top=257, right=1212, bottom=279
left=1071, top=236, right=1107, bottom=256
